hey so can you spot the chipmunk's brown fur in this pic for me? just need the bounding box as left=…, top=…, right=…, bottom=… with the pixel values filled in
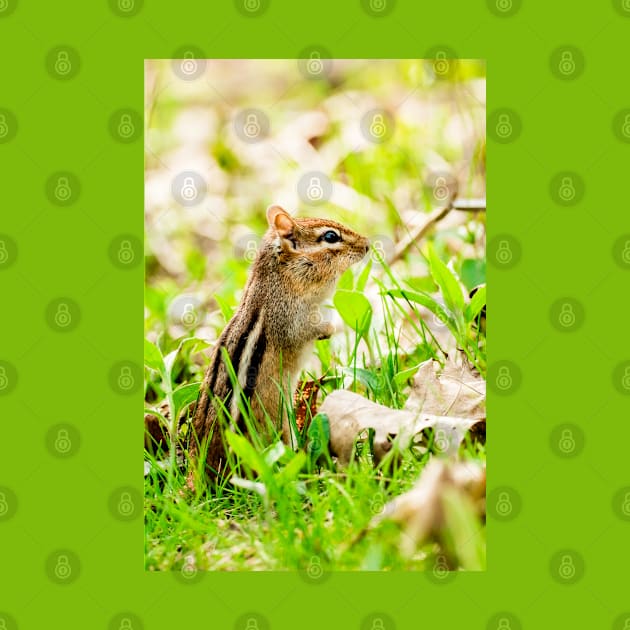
left=189, top=205, right=369, bottom=483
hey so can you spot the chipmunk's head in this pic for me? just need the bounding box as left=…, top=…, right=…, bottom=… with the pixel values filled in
left=265, top=205, right=369, bottom=293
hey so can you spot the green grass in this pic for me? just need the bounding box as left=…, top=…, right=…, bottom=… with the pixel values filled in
left=144, top=248, right=486, bottom=573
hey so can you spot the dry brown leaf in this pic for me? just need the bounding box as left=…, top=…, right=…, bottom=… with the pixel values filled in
left=405, top=357, right=485, bottom=421
left=318, top=390, right=483, bottom=464
left=371, top=459, right=485, bottom=556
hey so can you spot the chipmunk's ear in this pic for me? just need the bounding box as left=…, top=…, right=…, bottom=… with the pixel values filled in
left=266, top=205, right=295, bottom=238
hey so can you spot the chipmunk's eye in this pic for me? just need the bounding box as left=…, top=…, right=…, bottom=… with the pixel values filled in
left=321, top=230, right=341, bottom=244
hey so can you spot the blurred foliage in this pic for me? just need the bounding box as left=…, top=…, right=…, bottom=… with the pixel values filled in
left=145, top=59, right=486, bottom=365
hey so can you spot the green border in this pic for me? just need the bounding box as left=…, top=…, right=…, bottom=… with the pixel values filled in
left=2, top=0, right=629, bottom=628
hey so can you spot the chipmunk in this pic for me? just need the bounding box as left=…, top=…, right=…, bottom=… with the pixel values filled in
left=189, top=205, right=369, bottom=483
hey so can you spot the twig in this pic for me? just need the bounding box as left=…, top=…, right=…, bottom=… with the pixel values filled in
left=388, top=197, right=486, bottom=265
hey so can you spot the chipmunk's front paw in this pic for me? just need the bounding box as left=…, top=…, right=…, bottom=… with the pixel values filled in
left=316, top=322, right=335, bottom=340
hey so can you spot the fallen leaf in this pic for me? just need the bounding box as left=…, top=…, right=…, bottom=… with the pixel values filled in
left=405, top=357, right=485, bottom=421
left=371, top=459, right=485, bottom=559
left=318, top=390, right=484, bottom=464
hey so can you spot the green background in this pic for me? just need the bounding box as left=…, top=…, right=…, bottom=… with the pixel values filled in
left=1, top=0, right=629, bottom=628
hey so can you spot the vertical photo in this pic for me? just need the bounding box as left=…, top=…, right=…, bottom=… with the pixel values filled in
left=144, top=58, right=486, bottom=573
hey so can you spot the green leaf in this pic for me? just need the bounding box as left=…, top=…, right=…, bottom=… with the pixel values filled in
left=333, top=289, right=372, bottom=338
left=337, top=268, right=354, bottom=291
left=460, top=259, right=486, bottom=291
left=428, top=245, right=465, bottom=315
left=144, top=339, right=164, bottom=373
left=386, top=289, right=456, bottom=333
left=307, top=413, right=331, bottom=467
left=172, top=382, right=201, bottom=418
left=465, top=285, right=486, bottom=323
left=339, top=367, right=383, bottom=392
left=213, top=293, right=235, bottom=324
left=264, top=440, right=287, bottom=468
left=356, top=257, right=373, bottom=292
left=225, top=431, right=266, bottom=477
